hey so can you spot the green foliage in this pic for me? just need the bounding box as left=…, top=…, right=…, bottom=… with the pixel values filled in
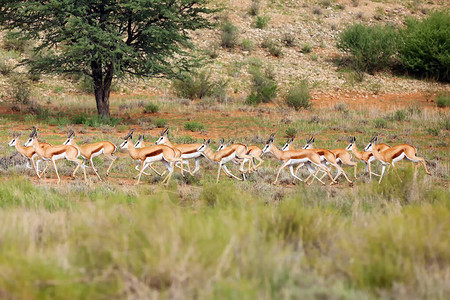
left=435, top=92, right=450, bottom=108
left=246, top=66, right=277, bottom=105
left=374, top=118, right=388, bottom=128
left=145, top=103, right=160, bottom=114
left=284, top=81, right=311, bottom=110
left=337, top=23, right=398, bottom=73
left=172, top=71, right=216, bottom=100
left=9, top=75, right=31, bottom=104
left=0, top=51, right=16, bottom=75
left=393, top=109, right=408, bottom=121
left=399, top=11, right=450, bottom=82
left=220, top=21, right=239, bottom=49
left=153, top=118, right=167, bottom=128
left=72, top=115, right=121, bottom=127
left=285, top=127, right=297, bottom=138
left=240, top=38, right=254, bottom=51
left=184, top=121, right=205, bottom=132
left=301, top=43, right=313, bottom=54
left=0, top=0, right=216, bottom=116
left=254, top=16, right=270, bottom=29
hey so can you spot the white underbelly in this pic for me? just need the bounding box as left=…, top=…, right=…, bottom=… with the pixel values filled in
left=53, top=153, right=67, bottom=161
left=221, top=153, right=236, bottom=164
left=392, top=152, right=405, bottom=164
left=182, top=152, right=201, bottom=159
left=144, top=153, right=164, bottom=163
left=288, top=158, right=309, bottom=165
left=91, top=149, right=104, bottom=159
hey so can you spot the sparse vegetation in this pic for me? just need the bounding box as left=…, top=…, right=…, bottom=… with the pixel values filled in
left=145, top=103, right=160, bottom=114
left=301, top=43, right=313, bottom=54
left=220, top=21, right=239, bottom=49
left=262, top=38, right=282, bottom=57
left=172, top=71, right=216, bottom=100
left=435, top=92, right=450, bottom=108
left=153, top=118, right=167, bottom=128
left=284, top=81, right=311, bottom=110
left=282, top=33, right=296, bottom=47
left=9, top=75, right=31, bottom=104
left=374, top=117, right=388, bottom=128
left=254, top=16, right=270, bottom=29
left=246, top=65, right=277, bottom=105
left=184, top=121, right=205, bottom=132
left=248, top=0, right=260, bottom=16
left=240, top=38, right=254, bottom=51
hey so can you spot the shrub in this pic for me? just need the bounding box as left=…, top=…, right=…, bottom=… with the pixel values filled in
left=399, top=11, right=450, bottom=82
left=337, top=23, right=398, bottom=73
left=153, top=118, right=167, bottom=128
left=246, top=66, right=277, bottom=105
left=262, top=39, right=282, bottom=57
left=220, top=21, right=238, bottom=49
left=393, top=109, right=408, bottom=121
left=248, top=0, right=260, bottom=16
left=254, top=16, right=270, bottom=29
left=285, top=127, right=297, bottom=138
left=172, top=71, right=215, bottom=100
left=145, top=103, right=159, bottom=113
left=184, top=121, right=204, bottom=132
left=240, top=39, right=254, bottom=51
left=284, top=81, right=311, bottom=110
left=374, top=118, right=388, bottom=128
left=0, top=53, right=15, bottom=75
left=9, top=75, right=31, bottom=104
left=435, top=92, right=450, bottom=108
left=282, top=33, right=296, bottom=47
left=72, top=115, right=121, bottom=127
left=301, top=43, right=313, bottom=54
left=3, top=30, right=33, bottom=53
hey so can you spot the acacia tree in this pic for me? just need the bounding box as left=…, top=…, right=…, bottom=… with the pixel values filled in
left=0, top=0, right=215, bottom=117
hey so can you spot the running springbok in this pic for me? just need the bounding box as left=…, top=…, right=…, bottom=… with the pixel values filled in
left=24, top=127, right=86, bottom=184
left=262, top=134, right=336, bottom=185
left=345, top=136, right=390, bottom=180
left=119, top=129, right=184, bottom=185
left=63, top=130, right=117, bottom=181
left=216, top=138, right=264, bottom=172
left=8, top=132, right=50, bottom=177
left=197, top=139, right=254, bottom=183
left=302, top=136, right=354, bottom=183
left=155, top=128, right=204, bottom=175
left=364, top=136, right=431, bottom=183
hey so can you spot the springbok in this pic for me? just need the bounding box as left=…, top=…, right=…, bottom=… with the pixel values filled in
left=364, top=136, right=431, bottom=183
left=119, top=129, right=184, bottom=185
left=216, top=138, right=264, bottom=172
left=24, top=127, right=86, bottom=184
left=345, top=136, right=391, bottom=180
left=8, top=132, right=50, bottom=177
left=62, top=130, right=117, bottom=181
left=262, top=134, right=336, bottom=185
left=197, top=139, right=254, bottom=183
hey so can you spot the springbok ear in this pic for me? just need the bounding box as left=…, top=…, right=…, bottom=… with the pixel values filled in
left=312, top=137, right=315, bottom=143
left=353, top=136, right=356, bottom=142
left=165, top=128, right=169, bottom=136
left=142, top=135, right=145, bottom=140
left=286, top=137, right=290, bottom=143
left=206, top=139, right=211, bottom=145
left=291, top=137, right=295, bottom=143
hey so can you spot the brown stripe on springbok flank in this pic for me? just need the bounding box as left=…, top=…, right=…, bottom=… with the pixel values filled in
left=290, top=154, right=308, bottom=160
left=182, top=149, right=199, bottom=154
left=49, top=147, right=68, bottom=156
left=222, top=149, right=236, bottom=158
left=391, top=148, right=405, bottom=160
left=144, top=149, right=163, bottom=158
left=88, top=144, right=104, bottom=156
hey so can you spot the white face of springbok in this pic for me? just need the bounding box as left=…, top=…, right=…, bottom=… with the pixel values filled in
left=134, top=135, right=144, bottom=149
left=345, top=136, right=356, bottom=151
left=62, top=131, right=75, bottom=145
left=364, top=136, right=378, bottom=152
left=281, top=137, right=294, bottom=151
left=24, top=127, right=37, bottom=147
left=155, top=128, right=168, bottom=145
left=261, top=134, right=275, bottom=155
left=8, top=134, right=21, bottom=147
left=302, top=136, right=315, bottom=149
left=216, top=138, right=232, bottom=152
left=196, top=139, right=211, bottom=153
left=119, top=129, right=135, bottom=149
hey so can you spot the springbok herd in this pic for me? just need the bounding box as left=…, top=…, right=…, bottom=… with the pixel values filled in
left=7, top=127, right=431, bottom=186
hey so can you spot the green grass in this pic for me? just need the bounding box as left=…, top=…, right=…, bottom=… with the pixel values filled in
left=184, top=121, right=205, bottom=132
left=0, top=176, right=447, bottom=299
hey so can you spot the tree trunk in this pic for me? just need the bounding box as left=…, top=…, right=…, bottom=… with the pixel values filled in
left=91, top=61, right=114, bottom=118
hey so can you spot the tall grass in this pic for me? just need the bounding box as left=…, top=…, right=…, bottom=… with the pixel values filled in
left=0, top=175, right=448, bottom=299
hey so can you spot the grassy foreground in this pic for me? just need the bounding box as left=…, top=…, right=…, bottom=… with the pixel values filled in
left=0, top=171, right=448, bottom=299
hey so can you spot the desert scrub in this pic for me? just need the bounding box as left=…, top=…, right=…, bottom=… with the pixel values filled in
left=246, top=65, right=277, bottom=105
left=253, top=15, right=270, bottom=29
left=248, top=0, right=260, bottom=16
left=184, top=121, right=204, bottom=132
left=261, top=38, right=282, bottom=57
left=337, top=23, right=398, bottom=73
left=9, top=75, right=31, bottom=104
left=435, top=92, right=450, bottom=108
left=399, top=11, right=450, bottom=82
left=284, top=81, right=311, bottom=110
left=220, top=21, right=238, bottom=49
left=145, top=103, right=159, bottom=113
left=301, top=43, right=313, bottom=54
left=172, top=71, right=216, bottom=100
left=240, top=38, right=254, bottom=51
left=153, top=118, right=167, bottom=128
